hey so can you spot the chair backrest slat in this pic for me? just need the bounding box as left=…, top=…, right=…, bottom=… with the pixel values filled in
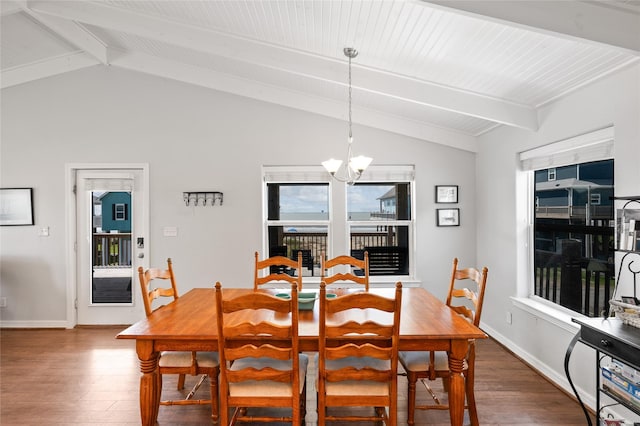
left=446, top=258, right=488, bottom=327
left=137, top=258, right=179, bottom=317
left=321, top=253, right=369, bottom=290
left=254, top=251, right=303, bottom=290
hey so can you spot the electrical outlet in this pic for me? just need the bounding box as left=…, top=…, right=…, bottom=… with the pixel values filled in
left=506, top=311, right=513, bottom=324
left=0, top=297, right=7, bottom=308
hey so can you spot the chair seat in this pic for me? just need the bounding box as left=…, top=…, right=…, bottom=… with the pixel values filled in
left=229, top=354, right=309, bottom=397
left=315, top=354, right=391, bottom=397
left=399, top=351, right=468, bottom=372
left=159, top=351, right=219, bottom=368
left=195, top=351, right=219, bottom=368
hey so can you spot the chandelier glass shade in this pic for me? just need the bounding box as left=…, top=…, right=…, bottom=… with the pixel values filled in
left=322, top=47, right=372, bottom=184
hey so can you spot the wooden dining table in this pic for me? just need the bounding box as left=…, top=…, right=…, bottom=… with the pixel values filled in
left=117, top=286, right=487, bottom=425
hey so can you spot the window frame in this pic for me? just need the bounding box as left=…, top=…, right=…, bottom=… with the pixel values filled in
left=262, top=165, right=416, bottom=284
left=518, top=126, right=614, bottom=317
left=346, top=181, right=414, bottom=279
left=114, top=203, right=126, bottom=221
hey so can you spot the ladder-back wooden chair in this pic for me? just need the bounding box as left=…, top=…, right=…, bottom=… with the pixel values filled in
left=254, top=251, right=303, bottom=290
left=215, top=281, right=308, bottom=425
left=398, top=257, right=488, bottom=426
left=138, top=258, right=219, bottom=423
left=317, top=281, right=402, bottom=425
left=320, top=252, right=369, bottom=290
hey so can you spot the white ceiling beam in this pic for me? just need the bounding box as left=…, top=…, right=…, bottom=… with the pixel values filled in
left=22, top=9, right=109, bottom=64
left=27, top=0, right=538, bottom=131
left=111, top=49, right=478, bottom=152
left=424, top=0, right=640, bottom=55
left=0, top=1, right=25, bottom=17
left=1, top=51, right=99, bottom=89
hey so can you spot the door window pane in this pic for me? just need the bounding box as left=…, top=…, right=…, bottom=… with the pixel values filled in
left=92, top=191, right=132, bottom=304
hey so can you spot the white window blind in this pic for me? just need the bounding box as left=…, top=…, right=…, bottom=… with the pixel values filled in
left=262, top=166, right=329, bottom=183
left=83, top=178, right=134, bottom=191
left=519, top=126, right=614, bottom=171
left=262, top=165, right=415, bottom=183
left=355, top=165, right=415, bottom=182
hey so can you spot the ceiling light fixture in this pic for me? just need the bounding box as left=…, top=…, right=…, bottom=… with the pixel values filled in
left=322, top=47, right=372, bottom=185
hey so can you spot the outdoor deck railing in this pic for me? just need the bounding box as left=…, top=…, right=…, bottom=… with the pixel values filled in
left=534, top=221, right=615, bottom=317
left=535, top=250, right=614, bottom=317
left=93, top=233, right=132, bottom=267
left=280, top=231, right=396, bottom=267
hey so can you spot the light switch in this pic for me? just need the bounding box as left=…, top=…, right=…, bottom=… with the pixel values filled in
left=163, top=226, right=178, bottom=237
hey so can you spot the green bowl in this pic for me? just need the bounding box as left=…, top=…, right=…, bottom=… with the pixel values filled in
left=275, top=293, right=291, bottom=300
left=298, top=292, right=318, bottom=310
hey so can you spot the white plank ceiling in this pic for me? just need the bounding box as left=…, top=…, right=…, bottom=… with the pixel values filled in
left=2, top=0, right=639, bottom=151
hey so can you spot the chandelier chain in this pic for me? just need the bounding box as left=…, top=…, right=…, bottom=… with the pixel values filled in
left=321, top=47, right=371, bottom=184
left=348, top=52, right=353, bottom=142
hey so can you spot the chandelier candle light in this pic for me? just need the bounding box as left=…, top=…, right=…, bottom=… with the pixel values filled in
left=322, top=47, right=372, bottom=184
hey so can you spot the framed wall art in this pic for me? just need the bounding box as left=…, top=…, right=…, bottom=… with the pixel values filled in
left=0, top=188, right=34, bottom=226
left=435, top=185, right=458, bottom=203
left=437, top=208, right=460, bottom=227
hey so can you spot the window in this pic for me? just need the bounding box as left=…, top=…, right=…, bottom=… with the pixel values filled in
left=263, top=165, right=415, bottom=281
left=114, top=203, right=127, bottom=221
left=347, top=183, right=411, bottom=275
left=520, top=127, right=614, bottom=317
left=265, top=182, right=329, bottom=277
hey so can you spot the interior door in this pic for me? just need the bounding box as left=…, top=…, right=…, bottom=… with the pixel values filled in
left=76, top=168, right=148, bottom=325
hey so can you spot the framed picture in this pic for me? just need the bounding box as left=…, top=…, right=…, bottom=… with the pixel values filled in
left=437, top=208, right=460, bottom=227
left=435, top=185, right=458, bottom=203
left=0, top=188, right=34, bottom=226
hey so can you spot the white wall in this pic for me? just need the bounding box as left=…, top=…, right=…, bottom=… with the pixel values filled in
left=476, top=63, right=640, bottom=413
left=0, top=65, right=477, bottom=326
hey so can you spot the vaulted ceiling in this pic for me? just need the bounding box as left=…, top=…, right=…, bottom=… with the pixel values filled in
left=2, top=1, right=639, bottom=151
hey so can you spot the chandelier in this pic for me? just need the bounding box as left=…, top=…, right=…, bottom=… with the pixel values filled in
left=322, top=47, right=372, bottom=184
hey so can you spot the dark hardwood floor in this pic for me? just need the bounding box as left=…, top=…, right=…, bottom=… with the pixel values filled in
left=0, top=327, right=594, bottom=425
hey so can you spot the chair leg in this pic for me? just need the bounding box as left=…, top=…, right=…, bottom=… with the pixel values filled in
left=317, top=390, right=325, bottom=426
left=209, top=371, right=219, bottom=424
left=406, top=371, right=417, bottom=426
left=177, top=373, right=186, bottom=390
left=465, top=371, right=479, bottom=426
left=441, top=376, right=451, bottom=392
left=300, top=381, right=307, bottom=426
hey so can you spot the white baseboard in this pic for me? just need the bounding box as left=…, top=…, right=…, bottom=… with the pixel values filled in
left=0, top=320, right=70, bottom=328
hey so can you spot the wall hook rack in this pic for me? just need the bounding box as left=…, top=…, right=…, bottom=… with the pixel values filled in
left=183, top=191, right=223, bottom=206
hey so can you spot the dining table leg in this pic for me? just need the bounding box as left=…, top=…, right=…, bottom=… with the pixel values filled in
left=136, top=340, right=160, bottom=426
left=447, top=339, right=469, bottom=426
